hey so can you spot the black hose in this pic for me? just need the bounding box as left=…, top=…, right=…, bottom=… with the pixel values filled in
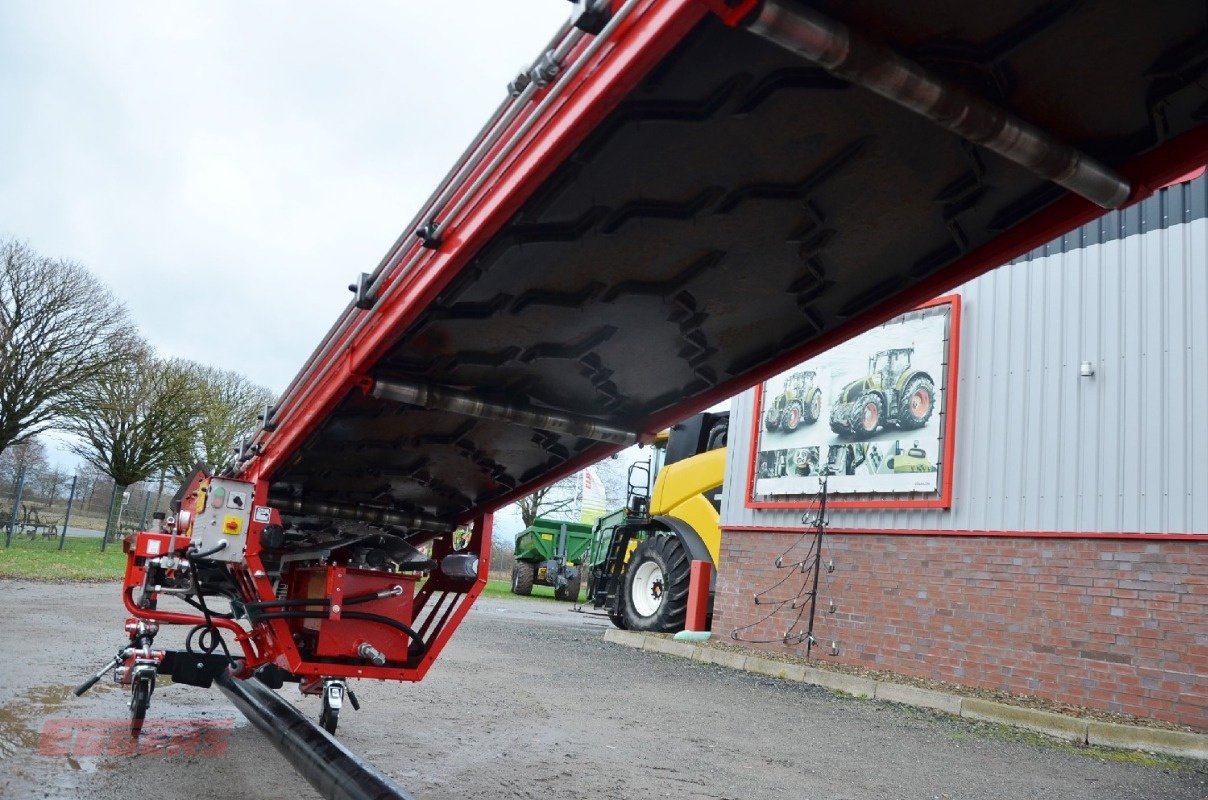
left=247, top=610, right=425, bottom=654
left=189, top=540, right=229, bottom=560
left=245, top=597, right=331, bottom=610
left=245, top=588, right=395, bottom=611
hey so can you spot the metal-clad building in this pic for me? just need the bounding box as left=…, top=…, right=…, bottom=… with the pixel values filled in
left=714, top=175, right=1207, bottom=728
left=722, top=174, right=1208, bottom=536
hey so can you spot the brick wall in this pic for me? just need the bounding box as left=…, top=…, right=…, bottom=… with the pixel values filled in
left=715, top=531, right=1207, bottom=730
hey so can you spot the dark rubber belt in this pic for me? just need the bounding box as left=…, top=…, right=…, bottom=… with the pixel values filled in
left=216, top=674, right=415, bottom=800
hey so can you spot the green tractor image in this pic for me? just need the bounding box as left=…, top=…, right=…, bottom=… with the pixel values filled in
left=830, top=348, right=935, bottom=438
left=763, top=370, right=822, bottom=432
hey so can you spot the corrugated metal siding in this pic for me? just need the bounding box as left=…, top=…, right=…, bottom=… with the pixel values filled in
left=722, top=177, right=1208, bottom=534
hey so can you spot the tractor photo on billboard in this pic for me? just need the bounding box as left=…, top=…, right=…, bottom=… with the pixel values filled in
left=830, top=348, right=935, bottom=438
left=763, top=370, right=822, bottom=432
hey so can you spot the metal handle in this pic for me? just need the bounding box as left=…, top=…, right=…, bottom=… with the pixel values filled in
left=74, top=656, right=120, bottom=696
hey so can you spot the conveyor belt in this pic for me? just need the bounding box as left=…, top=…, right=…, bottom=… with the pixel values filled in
left=239, top=0, right=1208, bottom=534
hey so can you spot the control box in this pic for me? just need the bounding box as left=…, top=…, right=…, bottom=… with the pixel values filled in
left=188, top=478, right=255, bottom=563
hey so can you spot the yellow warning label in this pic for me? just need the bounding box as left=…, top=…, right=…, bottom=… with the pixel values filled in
left=222, top=515, right=242, bottom=536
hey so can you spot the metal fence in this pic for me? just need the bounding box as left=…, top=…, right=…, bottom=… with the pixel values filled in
left=0, top=469, right=178, bottom=551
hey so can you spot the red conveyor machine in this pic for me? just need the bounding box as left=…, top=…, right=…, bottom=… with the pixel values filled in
left=75, top=2, right=1208, bottom=797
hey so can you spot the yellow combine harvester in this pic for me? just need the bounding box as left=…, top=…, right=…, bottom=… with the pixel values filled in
left=584, top=412, right=728, bottom=632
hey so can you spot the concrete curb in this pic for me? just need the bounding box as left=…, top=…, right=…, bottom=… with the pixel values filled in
left=603, top=631, right=1207, bottom=761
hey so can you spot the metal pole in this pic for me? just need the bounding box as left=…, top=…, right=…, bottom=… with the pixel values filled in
left=100, top=482, right=119, bottom=552
left=216, top=675, right=416, bottom=800
left=139, top=489, right=152, bottom=530
left=6, top=466, right=26, bottom=548
left=58, top=475, right=77, bottom=551
left=152, top=470, right=165, bottom=516
left=745, top=0, right=1132, bottom=209
left=804, top=477, right=828, bottom=658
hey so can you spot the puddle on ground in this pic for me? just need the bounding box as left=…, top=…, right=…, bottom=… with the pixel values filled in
left=0, top=682, right=114, bottom=758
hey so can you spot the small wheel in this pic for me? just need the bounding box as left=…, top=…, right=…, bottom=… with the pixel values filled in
left=319, top=702, right=339, bottom=735
left=130, top=673, right=154, bottom=737
left=511, top=562, right=535, bottom=595
left=563, top=573, right=582, bottom=602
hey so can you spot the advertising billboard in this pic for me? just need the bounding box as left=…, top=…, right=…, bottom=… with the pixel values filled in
left=747, top=296, right=960, bottom=509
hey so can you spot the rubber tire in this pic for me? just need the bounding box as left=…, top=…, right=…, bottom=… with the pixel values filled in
left=130, top=675, right=153, bottom=737
left=563, top=573, right=582, bottom=602
left=319, top=703, right=339, bottom=735
left=830, top=419, right=847, bottom=435
left=706, top=419, right=728, bottom=450
left=622, top=533, right=690, bottom=633
left=804, top=391, right=821, bottom=424
left=585, top=569, right=596, bottom=602
left=783, top=402, right=803, bottom=432
left=511, top=562, right=535, bottom=596
left=898, top=376, right=935, bottom=429
left=855, top=393, right=884, bottom=437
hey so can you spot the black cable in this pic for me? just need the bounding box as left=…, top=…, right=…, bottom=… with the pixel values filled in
left=247, top=610, right=426, bottom=654
left=179, top=595, right=235, bottom=619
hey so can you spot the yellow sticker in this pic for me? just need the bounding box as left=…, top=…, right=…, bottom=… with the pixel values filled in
left=194, top=484, right=208, bottom=514
left=222, top=515, right=242, bottom=536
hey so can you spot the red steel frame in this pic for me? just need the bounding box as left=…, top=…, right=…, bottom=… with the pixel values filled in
left=744, top=295, right=961, bottom=511
left=113, top=0, right=1208, bottom=698
left=122, top=473, right=492, bottom=682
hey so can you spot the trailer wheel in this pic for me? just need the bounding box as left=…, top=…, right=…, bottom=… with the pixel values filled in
left=511, top=562, right=535, bottom=595
left=622, top=533, right=690, bottom=633
left=564, top=573, right=582, bottom=602
left=129, top=673, right=153, bottom=737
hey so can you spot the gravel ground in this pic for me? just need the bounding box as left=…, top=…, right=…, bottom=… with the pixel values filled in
left=0, top=579, right=1204, bottom=800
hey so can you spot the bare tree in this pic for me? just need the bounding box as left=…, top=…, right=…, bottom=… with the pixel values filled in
left=174, top=363, right=275, bottom=477
left=0, top=240, right=132, bottom=455
left=34, top=466, right=69, bottom=508
left=63, top=344, right=204, bottom=535
left=515, top=476, right=579, bottom=528
left=0, top=436, right=48, bottom=495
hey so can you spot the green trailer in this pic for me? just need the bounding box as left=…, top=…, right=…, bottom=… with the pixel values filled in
left=511, top=518, right=593, bottom=600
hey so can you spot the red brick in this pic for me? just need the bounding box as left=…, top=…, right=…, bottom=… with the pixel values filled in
left=716, top=533, right=1206, bottom=729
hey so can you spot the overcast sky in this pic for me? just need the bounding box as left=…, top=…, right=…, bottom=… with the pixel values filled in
left=1, top=1, right=567, bottom=392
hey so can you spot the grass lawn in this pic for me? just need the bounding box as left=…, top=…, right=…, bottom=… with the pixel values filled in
left=0, top=535, right=126, bottom=581
left=0, top=542, right=587, bottom=604
left=482, top=576, right=586, bottom=603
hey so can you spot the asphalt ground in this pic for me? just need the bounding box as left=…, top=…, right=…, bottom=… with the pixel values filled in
left=0, top=580, right=1203, bottom=800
